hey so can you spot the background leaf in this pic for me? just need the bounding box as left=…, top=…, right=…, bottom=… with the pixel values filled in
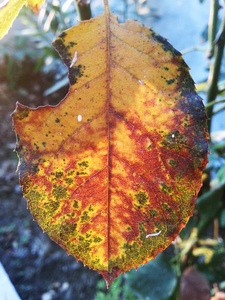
left=0, top=0, right=45, bottom=40
left=126, top=253, right=177, bottom=300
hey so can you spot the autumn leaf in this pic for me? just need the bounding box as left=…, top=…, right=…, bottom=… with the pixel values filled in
left=12, top=0, right=209, bottom=287
left=0, top=0, right=45, bottom=40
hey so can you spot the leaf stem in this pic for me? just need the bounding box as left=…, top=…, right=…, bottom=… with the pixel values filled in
left=181, top=46, right=206, bottom=55
left=212, top=103, right=225, bottom=115
left=75, top=0, right=92, bottom=21
left=207, top=0, right=219, bottom=58
left=206, top=0, right=225, bottom=134
left=103, top=0, right=110, bottom=13
left=205, top=97, right=225, bottom=108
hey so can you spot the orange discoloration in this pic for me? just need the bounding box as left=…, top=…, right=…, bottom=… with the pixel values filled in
left=13, top=5, right=208, bottom=288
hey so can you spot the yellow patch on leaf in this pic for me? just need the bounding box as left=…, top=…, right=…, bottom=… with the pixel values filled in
left=0, top=0, right=44, bottom=40
left=12, top=1, right=208, bottom=288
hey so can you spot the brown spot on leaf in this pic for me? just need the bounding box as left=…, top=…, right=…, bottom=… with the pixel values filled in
left=52, top=185, right=67, bottom=201
left=135, top=191, right=148, bottom=206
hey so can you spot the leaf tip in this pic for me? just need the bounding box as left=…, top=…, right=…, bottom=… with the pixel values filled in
left=28, top=0, right=45, bottom=15
left=100, top=268, right=122, bottom=289
left=104, top=275, right=114, bottom=289
left=30, top=4, right=39, bottom=14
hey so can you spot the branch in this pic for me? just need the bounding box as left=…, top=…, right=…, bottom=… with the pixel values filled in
left=207, top=0, right=219, bottom=58
left=206, top=1, right=225, bottom=133
left=75, top=0, right=92, bottom=21
left=205, top=98, right=225, bottom=108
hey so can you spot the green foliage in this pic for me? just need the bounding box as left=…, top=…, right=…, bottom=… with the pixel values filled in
left=0, top=0, right=77, bottom=92
left=126, top=253, right=177, bottom=300
left=95, top=275, right=138, bottom=300
left=197, top=240, right=225, bottom=282
left=94, top=253, right=178, bottom=300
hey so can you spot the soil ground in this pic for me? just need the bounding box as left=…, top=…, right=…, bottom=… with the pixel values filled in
left=0, top=63, right=100, bottom=300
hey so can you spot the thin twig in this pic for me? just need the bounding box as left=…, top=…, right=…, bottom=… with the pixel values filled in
left=213, top=103, right=225, bottom=115
left=205, top=98, right=225, bottom=108
left=206, top=0, right=225, bottom=134
left=181, top=46, right=206, bottom=55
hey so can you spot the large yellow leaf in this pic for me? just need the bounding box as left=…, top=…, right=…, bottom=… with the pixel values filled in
left=0, top=0, right=44, bottom=40
left=13, top=1, right=209, bottom=287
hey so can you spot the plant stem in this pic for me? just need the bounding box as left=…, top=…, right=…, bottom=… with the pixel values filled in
left=181, top=46, right=206, bottom=55
left=180, top=212, right=217, bottom=267
left=180, top=182, right=225, bottom=267
left=206, top=1, right=225, bottom=134
left=213, top=218, right=219, bottom=239
left=213, top=103, right=225, bottom=115
left=207, top=0, right=219, bottom=58
left=103, top=0, right=110, bottom=12
left=205, top=97, right=225, bottom=108
left=75, top=0, right=92, bottom=21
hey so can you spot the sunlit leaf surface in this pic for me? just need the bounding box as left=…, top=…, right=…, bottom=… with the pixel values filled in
left=13, top=2, right=208, bottom=287
left=0, top=0, right=44, bottom=40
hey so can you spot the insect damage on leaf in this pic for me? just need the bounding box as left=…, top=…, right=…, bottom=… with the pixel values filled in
left=12, top=0, right=208, bottom=288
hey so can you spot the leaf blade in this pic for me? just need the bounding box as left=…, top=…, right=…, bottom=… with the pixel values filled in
left=13, top=9, right=209, bottom=287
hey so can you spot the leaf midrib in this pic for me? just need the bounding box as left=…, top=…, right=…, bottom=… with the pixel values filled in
left=105, top=6, right=112, bottom=272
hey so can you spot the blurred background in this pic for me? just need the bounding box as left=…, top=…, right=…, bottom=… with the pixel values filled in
left=0, top=0, right=225, bottom=299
